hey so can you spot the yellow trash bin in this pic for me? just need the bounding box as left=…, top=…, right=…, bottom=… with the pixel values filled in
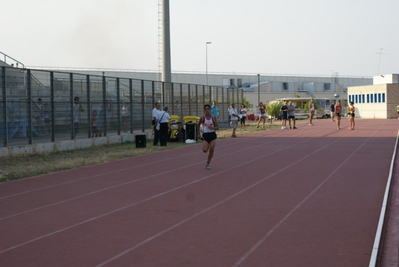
left=183, top=116, right=200, bottom=141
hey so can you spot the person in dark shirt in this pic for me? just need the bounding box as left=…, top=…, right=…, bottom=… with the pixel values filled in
left=330, top=100, right=336, bottom=122
left=280, top=101, right=288, bottom=129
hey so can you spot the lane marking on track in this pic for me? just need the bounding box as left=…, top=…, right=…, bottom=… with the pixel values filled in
left=0, top=127, right=326, bottom=220
left=368, top=129, right=399, bottom=267
left=0, top=126, right=339, bottom=254
left=233, top=122, right=387, bottom=266
left=95, top=124, right=378, bottom=266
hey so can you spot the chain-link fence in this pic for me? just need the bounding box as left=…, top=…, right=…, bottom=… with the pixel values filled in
left=1, top=67, right=243, bottom=147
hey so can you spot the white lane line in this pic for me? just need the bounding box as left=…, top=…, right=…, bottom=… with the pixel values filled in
left=0, top=129, right=325, bottom=254
left=233, top=122, right=386, bottom=266
left=0, top=125, right=284, bottom=199
left=95, top=127, right=361, bottom=266
left=368, top=130, right=399, bottom=267
left=0, top=128, right=320, bottom=221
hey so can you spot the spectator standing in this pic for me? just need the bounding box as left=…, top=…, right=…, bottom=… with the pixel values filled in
left=152, top=102, right=161, bottom=145
left=334, top=101, right=343, bottom=130
left=256, top=102, right=266, bottom=128
left=72, top=96, right=84, bottom=139
left=330, top=100, right=336, bottom=122
left=287, top=101, right=297, bottom=129
left=240, top=103, right=247, bottom=130
left=280, top=101, right=288, bottom=129
left=396, top=104, right=399, bottom=119
left=121, top=101, right=130, bottom=132
left=348, top=101, right=355, bottom=130
left=157, top=106, right=171, bottom=146
left=211, top=101, right=220, bottom=119
left=309, top=99, right=315, bottom=125
left=229, top=103, right=239, bottom=137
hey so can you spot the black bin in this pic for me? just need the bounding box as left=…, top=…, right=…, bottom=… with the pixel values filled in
left=185, top=123, right=197, bottom=141
left=135, top=134, right=146, bottom=148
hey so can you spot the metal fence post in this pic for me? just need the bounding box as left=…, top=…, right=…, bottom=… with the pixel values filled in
left=50, top=72, right=55, bottom=142
left=27, top=69, right=33, bottom=145
left=141, top=80, right=145, bottom=133
left=129, top=79, right=133, bottom=133
left=102, top=75, right=107, bottom=137
left=180, top=83, right=183, bottom=118
left=116, top=78, right=121, bottom=135
left=221, top=87, right=225, bottom=123
left=188, top=84, right=191, bottom=115
left=70, top=73, right=74, bottom=140
left=202, top=85, right=205, bottom=106
left=86, top=75, right=91, bottom=138
left=1, top=67, right=7, bottom=147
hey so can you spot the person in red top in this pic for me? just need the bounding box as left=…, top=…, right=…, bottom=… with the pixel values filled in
left=334, top=101, right=343, bottom=130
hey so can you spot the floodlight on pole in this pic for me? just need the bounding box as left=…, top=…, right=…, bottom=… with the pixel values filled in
left=257, top=73, right=260, bottom=111
left=206, top=42, right=212, bottom=88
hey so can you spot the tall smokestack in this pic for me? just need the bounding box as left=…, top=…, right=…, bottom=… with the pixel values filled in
left=162, top=0, right=171, bottom=83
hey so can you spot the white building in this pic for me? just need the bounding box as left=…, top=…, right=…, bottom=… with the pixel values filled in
left=347, top=74, right=399, bottom=119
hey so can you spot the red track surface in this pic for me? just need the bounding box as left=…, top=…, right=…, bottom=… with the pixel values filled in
left=0, top=119, right=398, bottom=267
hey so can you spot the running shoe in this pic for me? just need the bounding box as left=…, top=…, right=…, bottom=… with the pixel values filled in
left=205, top=163, right=211, bottom=170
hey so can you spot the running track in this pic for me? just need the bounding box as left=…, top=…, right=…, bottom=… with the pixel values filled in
left=0, top=119, right=397, bottom=267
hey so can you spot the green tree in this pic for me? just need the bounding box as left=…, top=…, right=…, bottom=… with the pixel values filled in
left=241, top=96, right=251, bottom=110
left=266, top=101, right=283, bottom=121
left=304, top=99, right=319, bottom=111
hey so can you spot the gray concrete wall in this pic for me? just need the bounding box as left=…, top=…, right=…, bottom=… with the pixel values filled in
left=0, top=130, right=152, bottom=158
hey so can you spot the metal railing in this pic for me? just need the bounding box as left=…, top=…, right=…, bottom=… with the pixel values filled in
left=1, top=67, right=243, bottom=147
left=0, top=51, right=25, bottom=68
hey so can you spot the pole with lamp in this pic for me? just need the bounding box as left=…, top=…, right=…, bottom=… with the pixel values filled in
left=257, top=73, right=260, bottom=119
left=206, top=42, right=212, bottom=89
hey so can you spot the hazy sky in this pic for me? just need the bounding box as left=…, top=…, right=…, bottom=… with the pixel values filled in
left=2, top=0, right=398, bottom=77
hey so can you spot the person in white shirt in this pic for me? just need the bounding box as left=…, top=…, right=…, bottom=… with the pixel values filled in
left=229, top=103, right=240, bottom=137
left=197, top=104, right=219, bottom=170
left=157, top=106, right=171, bottom=146
left=121, top=101, right=130, bottom=132
left=152, top=102, right=161, bottom=145
left=72, top=96, right=84, bottom=139
left=309, top=98, right=315, bottom=125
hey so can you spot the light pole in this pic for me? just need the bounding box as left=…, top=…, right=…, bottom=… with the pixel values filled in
left=257, top=73, right=260, bottom=113
left=206, top=42, right=212, bottom=88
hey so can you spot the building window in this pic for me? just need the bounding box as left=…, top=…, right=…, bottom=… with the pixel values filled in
left=362, top=94, right=365, bottom=103
left=324, top=83, right=331, bottom=90
left=378, top=93, right=381, bottom=103
left=237, top=79, right=242, bottom=87
left=367, top=94, right=369, bottom=103
left=283, top=82, right=288, bottom=90
left=230, top=79, right=235, bottom=87
left=374, top=93, right=377, bottom=103
left=355, top=95, right=358, bottom=103
left=382, top=93, right=385, bottom=102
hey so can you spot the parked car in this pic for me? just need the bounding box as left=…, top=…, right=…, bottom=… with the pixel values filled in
left=315, top=109, right=331, bottom=119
